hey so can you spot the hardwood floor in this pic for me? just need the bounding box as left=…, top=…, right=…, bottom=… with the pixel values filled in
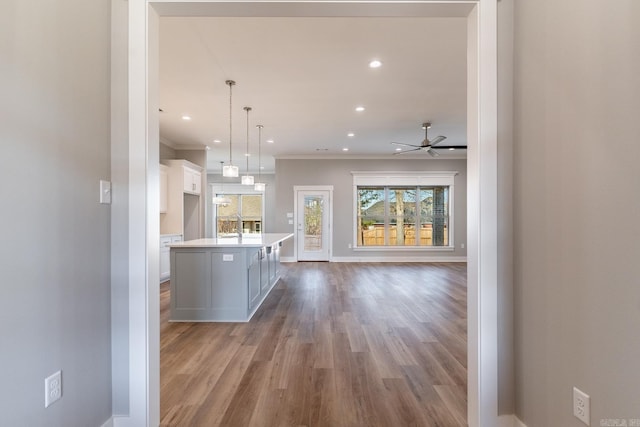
left=160, top=262, right=467, bottom=426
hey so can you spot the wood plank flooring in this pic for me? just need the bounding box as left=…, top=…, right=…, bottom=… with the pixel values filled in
left=160, top=262, right=467, bottom=427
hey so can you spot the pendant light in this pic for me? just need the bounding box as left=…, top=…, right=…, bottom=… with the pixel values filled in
left=241, top=106, right=255, bottom=185
left=254, top=124, right=266, bottom=192
left=212, top=161, right=231, bottom=205
left=222, top=80, right=239, bottom=177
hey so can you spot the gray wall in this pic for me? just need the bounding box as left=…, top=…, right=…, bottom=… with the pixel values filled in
left=160, top=142, right=177, bottom=160
left=110, top=0, right=129, bottom=414
left=275, top=158, right=467, bottom=259
left=0, top=0, right=113, bottom=425
left=513, top=1, right=640, bottom=425
left=175, top=148, right=206, bottom=169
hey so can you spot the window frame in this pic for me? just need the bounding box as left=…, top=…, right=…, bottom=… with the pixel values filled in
left=351, top=171, right=457, bottom=251
left=210, top=183, right=266, bottom=237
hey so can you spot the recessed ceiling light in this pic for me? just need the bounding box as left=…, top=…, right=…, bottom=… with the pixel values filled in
left=244, top=153, right=251, bottom=157
left=395, top=148, right=402, bottom=151
left=342, top=148, right=349, bottom=152
left=369, top=59, right=382, bottom=68
left=355, top=106, right=365, bottom=112
left=449, top=148, right=456, bottom=151
left=181, top=115, right=192, bottom=121
left=260, top=166, right=265, bottom=170
left=213, top=139, right=221, bottom=144
left=267, top=139, right=274, bottom=144
left=347, top=132, right=355, bottom=137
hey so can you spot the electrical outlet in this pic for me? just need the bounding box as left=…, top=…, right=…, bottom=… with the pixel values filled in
left=45, top=370, right=62, bottom=408
left=573, top=387, right=590, bottom=425
left=461, top=243, right=465, bottom=249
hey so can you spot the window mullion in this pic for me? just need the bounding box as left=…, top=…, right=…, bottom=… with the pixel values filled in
left=384, top=187, right=389, bottom=246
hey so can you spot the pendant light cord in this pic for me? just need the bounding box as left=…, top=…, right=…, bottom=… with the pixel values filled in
left=244, top=107, right=252, bottom=175
left=257, top=125, right=263, bottom=181
left=226, top=80, right=235, bottom=166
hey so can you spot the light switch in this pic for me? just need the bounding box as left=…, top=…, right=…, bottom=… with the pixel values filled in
left=100, top=180, right=111, bottom=204
left=288, top=219, right=294, bottom=225
left=286, top=212, right=293, bottom=218
left=223, top=254, right=234, bottom=261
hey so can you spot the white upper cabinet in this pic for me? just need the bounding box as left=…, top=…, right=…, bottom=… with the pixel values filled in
left=183, top=166, right=201, bottom=195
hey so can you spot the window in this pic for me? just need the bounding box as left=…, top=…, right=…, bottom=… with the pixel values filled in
left=352, top=172, right=456, bottom=249
left=215, top=193, right=263, bottom=236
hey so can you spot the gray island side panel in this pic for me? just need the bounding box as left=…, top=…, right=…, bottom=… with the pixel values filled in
left=169, top=234, right=293, bottom=322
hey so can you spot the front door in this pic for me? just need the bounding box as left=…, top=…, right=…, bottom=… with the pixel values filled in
left=296, top=189, right=331, bottom=261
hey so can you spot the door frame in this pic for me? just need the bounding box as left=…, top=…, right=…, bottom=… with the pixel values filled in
left=117, top=1, right=498, bottom=426
left=293, top=185, right=334, bottom=262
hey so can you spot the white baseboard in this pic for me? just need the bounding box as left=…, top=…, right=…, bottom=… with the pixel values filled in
left=497, top=414, right=528, bottom=427
left=281, top=256, right=467, bottom=263
left=100, top=417, right=114, bottom=427
left=332, top=256, right=467, bottom=263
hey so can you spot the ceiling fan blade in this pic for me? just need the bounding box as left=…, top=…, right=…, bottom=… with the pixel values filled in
left=428, top=135, right=447, bottom=146
left=427, top=148, right=440, bottom=157
left=391, top=142, right=422, bottom=148
left=393, top=147, right=423, bottom=155
left=429, top=145, right=468, bottom=150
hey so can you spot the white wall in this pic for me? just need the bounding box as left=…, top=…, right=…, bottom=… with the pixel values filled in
left=513, top=1, right=640, bottom=425
left=0, top=0, right=113, bottom=425
left=275, top=158, right=467, bottom=260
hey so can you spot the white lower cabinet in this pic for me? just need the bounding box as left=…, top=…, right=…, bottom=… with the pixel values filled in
left=160, top=235, right=182, bottom=283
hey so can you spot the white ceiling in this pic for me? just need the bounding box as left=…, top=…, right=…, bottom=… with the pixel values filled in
left=159, top=16, right=468, bottom=172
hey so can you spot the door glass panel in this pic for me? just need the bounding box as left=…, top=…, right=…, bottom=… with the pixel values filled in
left=240, top=194, right=262, bottom=234
left=304, top=196, right=323, bottom=251
left=217, top=195, right=239, bottom=236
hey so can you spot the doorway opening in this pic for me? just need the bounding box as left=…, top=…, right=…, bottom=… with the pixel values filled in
left=120, top=2, right=498, bottom=426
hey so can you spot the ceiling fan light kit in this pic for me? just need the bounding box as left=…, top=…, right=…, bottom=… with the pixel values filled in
left=391, top=122, right=467, bottom=156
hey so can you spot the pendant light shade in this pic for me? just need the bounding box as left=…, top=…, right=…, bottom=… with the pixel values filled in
left=222, top=164, right=238, bottom=178
left=222, top=80, right=239, bottom=178
left=212, top=161, right=231, bottom=205
left=241, top=106, right=255, bottom=185
left=254, top=124, right=266, bottom=192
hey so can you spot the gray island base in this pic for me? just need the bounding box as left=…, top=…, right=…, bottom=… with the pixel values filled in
left=169, top=233, right=293, bottom=322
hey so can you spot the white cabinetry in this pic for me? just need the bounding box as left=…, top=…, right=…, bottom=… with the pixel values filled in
left=183, top=166, right=201, bottom=195
left=160, top=234, right=182, bottom=283
left=160, top=160, right=203, bottom=241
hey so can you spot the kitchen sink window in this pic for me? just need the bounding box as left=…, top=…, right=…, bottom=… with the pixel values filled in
left=216, top=193, right=263, bottom=236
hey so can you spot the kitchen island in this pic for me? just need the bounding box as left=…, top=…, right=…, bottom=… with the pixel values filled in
left=169, top=233, right=293, bottom=322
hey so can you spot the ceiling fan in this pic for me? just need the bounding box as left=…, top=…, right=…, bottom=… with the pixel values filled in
left=391, top=122, right=467, bottom=156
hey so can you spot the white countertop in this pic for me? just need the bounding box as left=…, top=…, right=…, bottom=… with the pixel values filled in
left=169, top=233, right=293, bottom=248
